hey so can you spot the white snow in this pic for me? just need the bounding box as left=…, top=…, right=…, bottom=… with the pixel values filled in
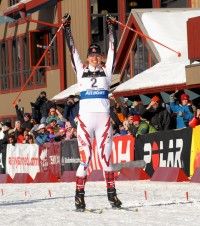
left=0, top=180, right=200, bottom=226
left=113, top=10, right=200, bottom=94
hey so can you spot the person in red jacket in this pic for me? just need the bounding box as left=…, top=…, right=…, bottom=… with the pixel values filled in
left=189, top=108, right=200, bottom=128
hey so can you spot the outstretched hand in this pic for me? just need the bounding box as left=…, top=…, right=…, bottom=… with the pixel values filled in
left=62, top=13, right=71, bottom=27
left=106, top=14, right=117, bottom=25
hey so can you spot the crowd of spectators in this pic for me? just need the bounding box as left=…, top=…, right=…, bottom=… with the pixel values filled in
left=0, top=89, right=199, bottom=146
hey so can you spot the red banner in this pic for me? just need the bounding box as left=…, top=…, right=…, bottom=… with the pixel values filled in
left=39, top=142, right=61, bottom=179
left=88, top=135, right=135, bottom=173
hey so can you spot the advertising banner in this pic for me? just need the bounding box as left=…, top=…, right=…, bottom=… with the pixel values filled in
left=135, top=128, right=192, bottom=176
left=61, top=139, right=80, bottom=172
left=190, top=125, right=200, bottom=176
left=6, top=144, right=40, bottom=179
left=60, top=135, right=135, bottom=175
left=88, top=135, right=135, bottom=173
left=39, top=142, right=61, bottom=179
left=0, top=144, right=7, bottom=174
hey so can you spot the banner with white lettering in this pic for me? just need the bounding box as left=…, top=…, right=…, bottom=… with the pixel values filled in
left=135, top=128, right=192, bottom=176
left=6, top=144, right=40, bottom=179
left=88, top=135, right=135, bottom=173
left=61, top=139, right=80, bottom=172
left=39, top=142, right=61, bottom=179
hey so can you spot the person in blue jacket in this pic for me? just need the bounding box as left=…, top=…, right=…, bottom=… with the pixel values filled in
left=170, top=92, right=193, bottom=129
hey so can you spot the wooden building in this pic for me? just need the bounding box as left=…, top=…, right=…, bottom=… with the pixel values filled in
left=0, top=0, right=198, bottom=121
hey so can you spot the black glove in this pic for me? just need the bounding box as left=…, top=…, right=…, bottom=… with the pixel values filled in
left=62, top=13, right=71, bottom=27
left=106, top=14, right=117, bottom=25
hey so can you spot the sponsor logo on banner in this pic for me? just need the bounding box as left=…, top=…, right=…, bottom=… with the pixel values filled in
left=6, top=144, right=40, bottom=179
left=143, top=139, right=183, bottom=169
left=135, top=128, right=192, bottom=176
left=40, top=148, right=48, bottom=170
left=39, top=143, right=61, bottom=178
left=88, top=135, right=135, bottom=173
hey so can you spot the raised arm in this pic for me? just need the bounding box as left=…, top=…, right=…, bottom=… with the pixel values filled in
left=105, top=15, right=117, bottom=76
left=62, top=14, right=83, bottom=75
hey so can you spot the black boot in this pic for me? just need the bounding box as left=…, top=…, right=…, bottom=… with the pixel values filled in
left=107, top=188, right=122, bottom=208
left=75, top=190, right=86, bottom=211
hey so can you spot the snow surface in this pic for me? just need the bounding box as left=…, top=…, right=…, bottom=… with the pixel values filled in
left=0, top=180, right=200, bottom=226
left=113, top=10, right=200, bottom=94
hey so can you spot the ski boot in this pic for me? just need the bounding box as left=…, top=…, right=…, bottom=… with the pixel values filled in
left=75, top=190, right=86, bottom=212
left=107, top=187, right=122, bottom=208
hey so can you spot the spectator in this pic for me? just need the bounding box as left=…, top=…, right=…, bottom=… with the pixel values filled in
left=31, top=91, right=47, bottom=122
left=31, top=91, right=56, bottom=124
left=63, top=95, right=79, bottom=128
left=109, top=95, right=123, bottom=128
left=10, top=120, right=24, bottom=143
left=15, top=103, right=33, bottom=131
left=0, top=121, right=13, bottom=145
left=53, top=127, right=67, bottom=142
left=35, top=124, right=50, bottom=145
left=119, top=124, right=128, bottom=135
left=7, top=134, right=16, bottom=146
left=189, top=106, right=200, bottom=128
left=170, top=92, right=193, bottom=129
left=143, top=95, right=171, bottom=131
left=46, top=118, right=60, bottom=134
left=46, top=107, right=65, bottom=125
left=22, top=130, right=30, bottom=144
left=65, top=121, right=76, bottom=140
left=28, top=134, right=35, bottom=144
left=127, top=115, right=156, bottom=137
left=129, top=96, right=146, bottom=116
left=113, top=102, right=126, bottom=124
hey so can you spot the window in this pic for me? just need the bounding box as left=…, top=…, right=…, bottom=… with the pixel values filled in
left=0, top=33, right=47, bottom=92
left=126, top=0, right=152, bottom=13
left=11, top=38, right=21, bottom=88
left=30, top=30, right=58, bottom=67
left=0, top=42, right=10, bottom=90
left=134, top=38, right=149, bottom=75
left=161, top=0, right=188, bottom=7
left=9, top=0, right=20, bottom=6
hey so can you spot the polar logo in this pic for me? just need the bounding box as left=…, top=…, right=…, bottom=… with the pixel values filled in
left=143, top=139, right=183, bottom=169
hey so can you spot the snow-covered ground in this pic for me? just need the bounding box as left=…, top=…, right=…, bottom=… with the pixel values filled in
left=0, top=180, right=200, bottom=226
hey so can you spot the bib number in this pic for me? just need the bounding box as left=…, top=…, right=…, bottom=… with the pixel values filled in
left=91, top=77, right=97, bottom=88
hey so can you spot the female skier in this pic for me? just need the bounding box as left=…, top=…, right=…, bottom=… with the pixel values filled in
left=62, top=13, right=122, bottom=211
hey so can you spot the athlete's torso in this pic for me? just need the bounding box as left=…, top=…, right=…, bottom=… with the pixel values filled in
left=77, top=65, right=111, bottom=113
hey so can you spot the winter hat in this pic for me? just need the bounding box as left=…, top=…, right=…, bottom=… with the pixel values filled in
left=180, top=93, right=189, bottom=101
left=36, top=124, right=46, bottom=131
left=131, top=115, right=141, bottom=123
left=87, top=44, right=101, bottom=56
left=151, top=96, right=160, bottom=103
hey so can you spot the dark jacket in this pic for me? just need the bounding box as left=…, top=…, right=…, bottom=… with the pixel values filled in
left=142, top=105, right=171, bottom=131
left=63, top=102, right=79, bottom=128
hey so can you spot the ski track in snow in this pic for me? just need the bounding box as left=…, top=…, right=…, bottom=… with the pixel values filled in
left=0, top=181, right=200, bottom=226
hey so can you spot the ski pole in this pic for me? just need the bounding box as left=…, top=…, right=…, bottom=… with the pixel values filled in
left=109, top=16, right=181, bottom=57
left=12, top=22, right=64, bottom=107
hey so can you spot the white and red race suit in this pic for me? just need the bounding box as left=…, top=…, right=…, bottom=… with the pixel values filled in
left=64, top=24, right=116, bottom=177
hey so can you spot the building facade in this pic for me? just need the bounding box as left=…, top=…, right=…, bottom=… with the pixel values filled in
left=0, top=0, right=198, bottom=121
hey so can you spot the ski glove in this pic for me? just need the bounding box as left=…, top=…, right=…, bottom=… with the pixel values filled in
left=106, top=14, right=117, bottom=25
left=62, top=13, right=71, bottom=27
